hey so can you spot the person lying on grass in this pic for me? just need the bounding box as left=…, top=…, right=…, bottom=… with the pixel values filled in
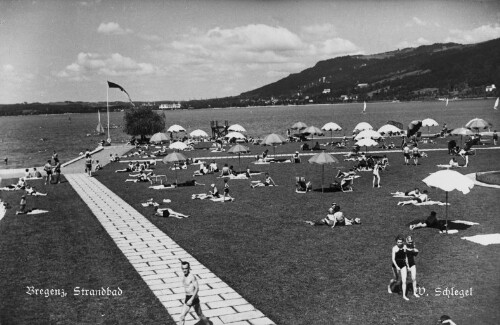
left=391, top=188, right=421, bottom=197
left=149, top=180, right=205, bottom=189
left=250, top=173, right=276, bottom=188
left=153, top=207, right=190, bottom=219
left=304, top=204, right=361, bottom=228
left=25, top=186, right=47, bottom=196
left=125, top=170, right=153, bottom=184
left=193, top=163, right=210, bottom=176
left=191, top=183, right=220, bottom=199
left=409, top=211, right=439, bottom=230
left=1, top=177, right=27, bottom=191
left=397, top=190, right=429, bottom=206
left=115, top=162, right=135, bottom=173
left=336, top=169, right=358, bottom=179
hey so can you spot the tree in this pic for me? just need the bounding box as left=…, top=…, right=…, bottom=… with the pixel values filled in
left=123, top=108, right=165, bottom=141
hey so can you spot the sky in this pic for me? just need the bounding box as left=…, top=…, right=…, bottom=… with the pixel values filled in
left=1, top=0, right=499, bottom=104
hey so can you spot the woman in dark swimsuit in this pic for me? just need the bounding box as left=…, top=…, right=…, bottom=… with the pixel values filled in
left=389, top=235, right=409, bottom=300
left=405, top=236, right=420, bottom=298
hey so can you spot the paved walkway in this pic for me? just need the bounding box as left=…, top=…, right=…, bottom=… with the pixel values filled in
left=65, top=173, right=274, bottom=325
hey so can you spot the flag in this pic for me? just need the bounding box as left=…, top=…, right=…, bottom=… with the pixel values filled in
left=107, top=81, right=135, bottom=107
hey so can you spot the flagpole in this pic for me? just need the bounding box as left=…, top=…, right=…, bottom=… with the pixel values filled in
left=107, top=85, right=111, bottom=143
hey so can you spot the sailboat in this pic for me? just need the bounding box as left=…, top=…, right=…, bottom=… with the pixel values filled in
left=362, top=101, right=367, bottom=114
left=494, top=97, right=499, bottom=110
left=446, top=98, right=449, bottom=107
left=96, top=110, right=105, bottom=135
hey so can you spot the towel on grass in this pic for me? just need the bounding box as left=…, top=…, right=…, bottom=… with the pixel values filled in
left=0, top=187, right=20, bottom=191
left=461, top=234, right=500, bottom=245
left=16, top=209, right=49, bottom=215
left=210, top=196, right=234, bottom=202
left=412, top=200, right=449, bottom=206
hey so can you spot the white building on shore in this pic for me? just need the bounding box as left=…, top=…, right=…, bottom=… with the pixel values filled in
left=159, top=103, right=181, bottom=110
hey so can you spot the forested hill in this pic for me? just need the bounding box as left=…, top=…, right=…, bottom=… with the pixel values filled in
left=240, top=37, right=500, bottom=101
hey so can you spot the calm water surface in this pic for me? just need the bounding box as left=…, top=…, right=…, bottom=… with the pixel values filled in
left=0, top=99, right=498, bottom=169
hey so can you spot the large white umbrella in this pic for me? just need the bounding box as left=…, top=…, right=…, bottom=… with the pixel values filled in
left=322, top=122, right=342, bottom=143
left=189, top=129, right=209, bottom=138
left=355, top=138, right=378, bottom=153
left=377, top=124, right=402, bottom=135
left=169, top=141, right=189, bottom=151
left=422, top=170, right=475, bottom=233
left=353, top=122, right=373, bottom=132
left=167, top=124, right=186, bottom=133
left=291, top=122, right=308, bottom=131
left=224, top=131, right=246, bottom=140
left=228, top=124, right=247, bottom=133
left=465, top=118, right=492, bottom=132
left=354, top=130, right=382, bottom=141
left=261, top=133, right=287, bottom=157
left=150, top=132, right=169, bottom=143
left=450, top=127, right=474, bottom=145
left=422, top=118, right=439, bottom=134
left=308, top=151, right=340, bottom=193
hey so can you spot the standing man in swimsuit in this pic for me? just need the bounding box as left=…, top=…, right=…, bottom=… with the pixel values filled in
left=179, top=261, right=209, bottom=325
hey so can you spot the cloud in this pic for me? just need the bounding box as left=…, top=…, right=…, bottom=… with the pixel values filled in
left=153, top=23, right=360, bottom=82
left=444, top=23, right=500, bottom=44
left=97, top=22, right=132, bottom=35
left=413, top=17, right=427, bottom=26
left=56, top=52, right=158, bottom=80
left=396, top=37, right=432, bottom=49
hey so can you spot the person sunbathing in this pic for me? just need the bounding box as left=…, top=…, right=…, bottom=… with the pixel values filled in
left=304, top=205, right=360, bottom=227
left=409, top=211, right=438, bottom=230
left=125, top=171, right=153, bottom=183
left=115, top=162, right=135, bottom=173
left=25, top=186, right=47, bottom=196
left=219, top=164, right=231, bottom=177
left=193, top=163, right=209, bottom=176
left=397, top=190, right=429, bottom=206
left=2, top=178, right=27, bottom=190
left=250, top=173, right=276, bottom=188
left=336, top=169, right=357, bottom=179
left=153, top=207, right=190, bottom=219
left=391, top=188, right=420, bottom=197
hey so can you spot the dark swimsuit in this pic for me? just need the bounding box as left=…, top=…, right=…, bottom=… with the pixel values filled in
left=185, top=295, right=200, bottom=306
left=406, top=245, right=417, bottom=267
left=392, top=246, right=407, bottom=269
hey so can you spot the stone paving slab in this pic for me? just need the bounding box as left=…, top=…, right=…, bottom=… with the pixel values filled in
left=65, top=173, right=275, bottom=325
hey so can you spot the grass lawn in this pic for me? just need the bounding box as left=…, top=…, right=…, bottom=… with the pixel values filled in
left=0, top=178, right=173, bottom=324
left=2, top=138, right=499, bottom=324
left=97, top=141, right=500, bottom=324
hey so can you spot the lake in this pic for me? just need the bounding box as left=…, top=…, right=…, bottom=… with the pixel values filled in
left=0, top=99, right=498, bottom=169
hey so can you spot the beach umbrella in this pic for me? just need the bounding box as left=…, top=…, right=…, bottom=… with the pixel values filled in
left=422, top=118, right=439, bottom=134
left=224, top=131, right=246, bottom=140
left=308, top=151, right=339, bottom=193
left=378, top=124, right=401, bottom=135
left=354, top=130, right=382, bottom=141
left=301, top=125, right=324, bottom=146
left=162, top=152, right=187, bottom=184
left=291, top=122, right=308, bottom=131
left=261, top=133, right=286, bottom=157
left=465, top=118, right=491, bottom=132
left=450, top=127, right=474, bottom=145
left=407, top=120, right=422, bottom=138
left=322, top=122, right=342, bottom=142
left=189, top=129, right=209, bottom=138
left=228, top=144, right=250, bottom=171
left=150, top=132, right=169, bottom=144
left=422, top=170, right=475, bottom=233
left=167, top=124, right=186, bottom=133
left=228, top=124, right=246, bottom=133
left=169, top=141, right=189, bottom=151
left=355, top=138, right=378, bottom=153
left=353, top=122, right=373, bottom=132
